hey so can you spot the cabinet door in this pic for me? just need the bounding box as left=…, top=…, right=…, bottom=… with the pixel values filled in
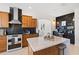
left=22, top=34, right=38, bottom=47
left=29, top=18, right=37, bottom=28
left=30, top=19, right=34, bottom=27
left=22, top=34, right=29, bottom=47
left=22, top=23, right=27, bottom=28
left=22, top=15, right=29, bottom=28
left=28, top=16, right=32, bottom=27
left=32, top=18, right=37, bottom=27
left=0, top=13, right=2, bottom=27
left=0, top=36, right=7, bottom=52
left=0, top=12, right=9, bottom=28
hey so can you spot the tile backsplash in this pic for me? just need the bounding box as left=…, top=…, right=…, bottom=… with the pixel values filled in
left=0, top=29, right=6, bottom=35
left=23, top=28, right=36, bottom=34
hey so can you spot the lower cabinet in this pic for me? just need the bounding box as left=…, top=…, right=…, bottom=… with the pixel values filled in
left=22, top=34, right=38, bottom=47
left=28, top=44, right=59, bottom=55
left=22, top=34, right=29, bottom=47
left=0, top=36, right=7, bottom=52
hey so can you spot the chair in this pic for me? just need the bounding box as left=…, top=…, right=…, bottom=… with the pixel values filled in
left=58, top=43, right=66, bottom=55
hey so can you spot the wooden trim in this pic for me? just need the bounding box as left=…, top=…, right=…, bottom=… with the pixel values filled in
left=0, top=11, right=9, bottom=14
left=22, top=15, right=32, bottom=17
left=22, top=15, right=28, bottom=17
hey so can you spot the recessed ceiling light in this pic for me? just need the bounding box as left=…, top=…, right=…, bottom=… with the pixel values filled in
left=61, top=3, right=66, bottom=6
left=28, top=6, right=32, bottom=9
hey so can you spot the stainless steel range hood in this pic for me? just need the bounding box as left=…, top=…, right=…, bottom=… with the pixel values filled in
left=9, top=19, right=21, bottom=24
left=9, top=7, right=22, bottom=24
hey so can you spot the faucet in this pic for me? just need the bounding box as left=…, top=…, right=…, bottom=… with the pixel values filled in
left=44, top=32, right=54, bottom=40
left=44, top=33, right=50, bottom=40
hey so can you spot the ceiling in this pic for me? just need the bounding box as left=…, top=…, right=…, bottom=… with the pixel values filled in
left=0, top=3, right=79, bottom=19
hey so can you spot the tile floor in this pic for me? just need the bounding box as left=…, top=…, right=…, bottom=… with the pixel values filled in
left=0, top=45, right=79, bottom=55
left=66, top=45, right=79, bottom=55
left=0, top=47, right=28, bottom=55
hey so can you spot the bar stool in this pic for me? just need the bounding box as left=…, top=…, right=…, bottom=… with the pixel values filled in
left=58, top=43, right=66, bottom=55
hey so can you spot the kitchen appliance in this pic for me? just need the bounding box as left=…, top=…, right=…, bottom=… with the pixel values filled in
left=7, top=35, right=22, bottom=51
left=6, top=7, right=22, bottom=51
left=37, top=20, right=51, bottom=36
left=9, top=7, right=22, bottom=24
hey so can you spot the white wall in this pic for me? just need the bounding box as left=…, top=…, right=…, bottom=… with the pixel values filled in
left=74, top=9, right=79, bottom=45
left=0, top=3, right=9, bottom=12
left=37, top=19, right=52, bottom=36
left=50, top=17, right=56, bottom=31
left=0, top=3, right=77, bottom=19
left=0, top=3, right=37, bottom=18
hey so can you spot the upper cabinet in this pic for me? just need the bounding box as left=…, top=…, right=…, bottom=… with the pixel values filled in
left=0, top=12, right=9, bottom=28
left=22, top=15, right=29, bottom=27
left=22, top=15, right=37, bottom=28
left=29, top=16, right=33, bottom=27
left=29, top=18, right=37, bottom=28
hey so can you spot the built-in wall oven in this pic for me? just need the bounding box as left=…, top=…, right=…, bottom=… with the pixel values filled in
left=7, top=35, right=22, bottom=51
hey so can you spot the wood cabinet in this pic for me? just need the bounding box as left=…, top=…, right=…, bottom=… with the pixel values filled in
left=22, top=34, right=38, bottom=47
left=33, top=18, right=37, bottom=27
left=28, top=44, right=59, bottom=55
left=0, top=36, right=7, bottom=52
left=29, top=18, right=37, bottom=28
left=29, top=16, right=33, bottom=27
left=22, top=15, right=29, bottom=28
left=22, top=15, right=37, bottom=28
left=0, top=12, right=9, bottom=28
left=22, top=34, right=29, bottom=47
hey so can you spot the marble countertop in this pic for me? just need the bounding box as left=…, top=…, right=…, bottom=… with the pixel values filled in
left=27, top=36, right=69, bottom=52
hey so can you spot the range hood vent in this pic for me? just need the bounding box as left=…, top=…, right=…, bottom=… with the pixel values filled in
left=9, top=20, right=21, bottom=24
left=9, top=7, right=22, bottom=24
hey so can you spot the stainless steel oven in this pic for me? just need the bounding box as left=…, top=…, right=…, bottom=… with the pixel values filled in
left=7, top=35, right=22, bottom=51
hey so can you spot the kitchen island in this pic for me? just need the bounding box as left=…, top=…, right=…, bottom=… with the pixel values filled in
left=27, top=36, right=70, bottom=55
